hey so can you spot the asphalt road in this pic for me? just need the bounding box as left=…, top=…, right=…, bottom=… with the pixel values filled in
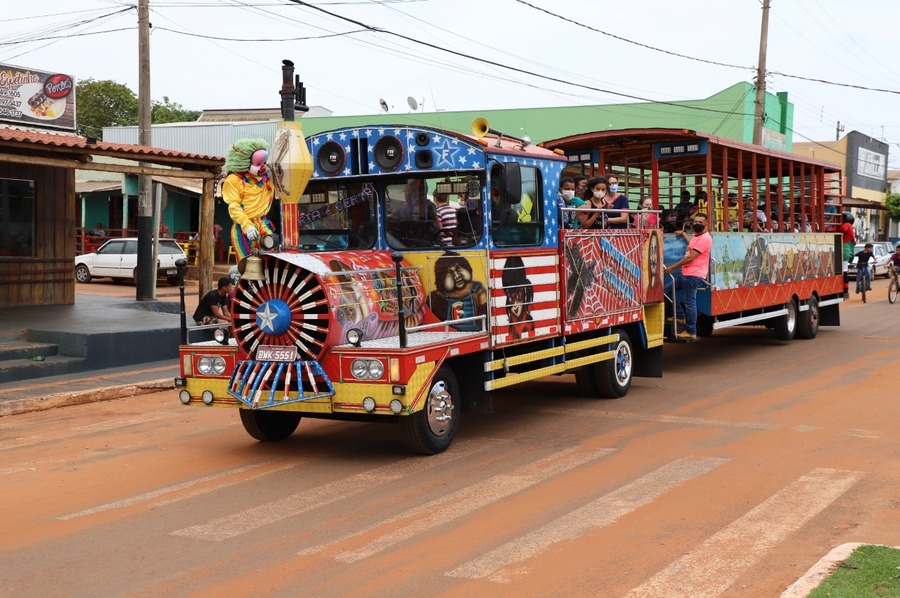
left=0, top=284, right=897, bottom=597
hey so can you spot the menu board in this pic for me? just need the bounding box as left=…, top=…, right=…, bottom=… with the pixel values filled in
left=0, top=64, right=76, bottom=132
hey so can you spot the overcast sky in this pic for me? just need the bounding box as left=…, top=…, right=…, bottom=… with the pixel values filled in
left=3, top=0, right=900, bottom=165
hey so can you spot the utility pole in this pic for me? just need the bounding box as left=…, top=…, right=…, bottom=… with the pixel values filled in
left=136, top=0, right=154, bottom=300
left=752, top=0, right=771, bottom=146
left=836, top=120, right=845, bottom=141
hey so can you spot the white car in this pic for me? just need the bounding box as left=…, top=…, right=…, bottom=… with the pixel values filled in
left=75, top=237, right=186, bottom=285
left=848, top=242, right=891, bottom=278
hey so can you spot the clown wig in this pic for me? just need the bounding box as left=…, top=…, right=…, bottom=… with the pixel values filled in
left=224, top=138, right=269, bottom=174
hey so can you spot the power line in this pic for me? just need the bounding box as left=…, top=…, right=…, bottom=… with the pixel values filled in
left=151, top=26, right=368, bottom=41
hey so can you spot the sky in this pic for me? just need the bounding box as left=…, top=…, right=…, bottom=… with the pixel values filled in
left=3, top=0, right=900, bottom=165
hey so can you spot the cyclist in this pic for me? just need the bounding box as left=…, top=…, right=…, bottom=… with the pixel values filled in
left=854, top=243, right=875, bottom=301
left=890, top=245, right=900, bottom=280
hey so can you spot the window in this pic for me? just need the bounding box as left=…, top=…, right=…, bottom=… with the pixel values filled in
left=299, top=182, right=377, bottom=250
left=0, top=178, right=36, bottom=258
left=493, top=165, right=543, bottom=247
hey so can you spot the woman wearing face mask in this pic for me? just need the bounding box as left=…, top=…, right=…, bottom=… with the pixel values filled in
left=632, top=197, right=659, bottom=229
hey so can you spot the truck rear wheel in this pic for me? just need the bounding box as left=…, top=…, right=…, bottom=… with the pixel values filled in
left=774, top=299, right=798, bottom=341
left=400, top=365, right=459, bottom=455
left=796, top=296, right=819, bottom=339
left=576, top=330, right=633, bottom=399
left=239, top=409, right=301, bottom=441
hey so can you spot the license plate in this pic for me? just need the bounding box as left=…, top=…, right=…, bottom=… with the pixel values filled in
left=166, top=269, right=177, bottom=275
left=256, top=345, right=298, bottom=362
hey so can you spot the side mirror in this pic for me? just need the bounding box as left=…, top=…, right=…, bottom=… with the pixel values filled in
left=501, top=162, right=522, bottom=205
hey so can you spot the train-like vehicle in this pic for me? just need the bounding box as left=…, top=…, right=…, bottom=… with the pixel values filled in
left=175, top=121, right=844, bottom=454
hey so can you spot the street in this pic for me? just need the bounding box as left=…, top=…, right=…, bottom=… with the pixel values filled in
left=0, top=286, right=898, bottom=597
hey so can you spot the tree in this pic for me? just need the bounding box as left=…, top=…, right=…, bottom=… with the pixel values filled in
left=75, top=79, right=138, bottom=136
left=152, top=96, right=201, bottom=124
left=75, top=80, right=200, bottom=136
left=885, top=193, right=900, bottom=223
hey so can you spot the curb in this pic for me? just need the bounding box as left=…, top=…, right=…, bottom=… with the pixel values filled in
left=0, top=378, right=173, bottom=417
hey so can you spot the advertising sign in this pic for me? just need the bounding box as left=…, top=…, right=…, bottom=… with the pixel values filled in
left=0, top=64, right=76, bottom=132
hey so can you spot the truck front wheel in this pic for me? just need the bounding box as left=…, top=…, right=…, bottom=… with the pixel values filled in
left=400, top=366, right=459, bottom=455
left=239, top=409, right=301, bottom=441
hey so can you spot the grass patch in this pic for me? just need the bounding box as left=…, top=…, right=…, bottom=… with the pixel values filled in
left=809, top=545, right=900, bottom=597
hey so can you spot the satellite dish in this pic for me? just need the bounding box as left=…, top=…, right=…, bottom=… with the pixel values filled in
left=407, top=96, right=418, bottom=111
left=379, top=98, right=389, bottom=113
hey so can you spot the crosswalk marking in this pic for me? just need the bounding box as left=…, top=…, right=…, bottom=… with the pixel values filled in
left=297, top=447, right=615, bottom=561
left=446, top=457, right=728, bottom=582
left=543, top=407, right=776, bottom=430
left=626, top=468, right=864, bottom=597
left=57, top=460, right=284, bottom=520
left=172, top=437, right=500, bottom=542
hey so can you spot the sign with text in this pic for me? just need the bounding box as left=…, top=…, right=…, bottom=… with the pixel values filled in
left=0, top=63, right=76, bottom=132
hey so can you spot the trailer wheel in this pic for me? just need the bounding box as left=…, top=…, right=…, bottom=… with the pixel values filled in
left=796, top=296, right=819, bottom=339
left=239, top=409, right=301, bottom=442
left=400, top=366, right=459, bottom=455
left=595, top=329, right=633, bottom=398
left=774, top=299, right=798, bottom=341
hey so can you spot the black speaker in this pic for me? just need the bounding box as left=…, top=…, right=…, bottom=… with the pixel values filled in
left=415, top=131, right=430, bottom=147
left=373, top=135, right=404, bottom=172
left=414, top=150, right=433, bottom=169
left=317, top=141, right=345, bottom=176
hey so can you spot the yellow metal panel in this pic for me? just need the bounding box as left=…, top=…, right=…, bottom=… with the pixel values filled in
left=485, top=349, right=615, bottom=391
left=484, top=333, right=617, bottom=372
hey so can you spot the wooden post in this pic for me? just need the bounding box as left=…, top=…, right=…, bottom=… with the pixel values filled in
left=199, top=177, right=216, bottom=297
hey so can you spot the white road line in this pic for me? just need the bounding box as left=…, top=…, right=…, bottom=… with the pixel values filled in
left=299, top=447, right=615, bottom=561
left=446, top=457, right=728, bottom=583
left=57, top=460, right=282, bottom=521
left=626, top=468, right=865, bottom=598
left=172, top=437, right=500, bottom=542
left=542, top=407, right=776, bottom=430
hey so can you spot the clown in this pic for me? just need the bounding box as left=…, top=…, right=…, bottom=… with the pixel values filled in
left=222, top=138, right=276, bottom=271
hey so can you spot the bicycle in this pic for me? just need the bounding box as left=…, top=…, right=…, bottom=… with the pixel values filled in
left=856, top=265, right=872, bottom=303
left=889, top=267, right=900, bottom=304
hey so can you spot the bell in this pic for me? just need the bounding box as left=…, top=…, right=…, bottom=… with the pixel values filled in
left=242, top=252, right=266, bottom=282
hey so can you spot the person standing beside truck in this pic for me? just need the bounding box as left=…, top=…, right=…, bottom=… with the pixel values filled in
left=663, top=213, right=711, bottom=341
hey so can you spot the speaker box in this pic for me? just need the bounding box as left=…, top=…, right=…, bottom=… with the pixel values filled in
left=415, top=131, right=430, bottom=147
left=317, top=141, right=346, bottom=176
left=414, top=150, right=433, bottom=169
left=373, top=135, right=404, bottom=172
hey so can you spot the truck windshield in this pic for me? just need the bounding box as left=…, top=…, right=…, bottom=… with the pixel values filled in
left=297, top=182, right=378, bottom=250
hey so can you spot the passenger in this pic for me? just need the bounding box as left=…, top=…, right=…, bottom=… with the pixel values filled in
left=577, top=176, right=609, bottom=229
left=604, top=174, right=631, bottom=228
left=556, top=176, right=584, bottom=229
left=456, top=196, right=483, bottom=239
left=661, top=209, right=679, bottom=233
left=663, top=213, right=711, bottom=341
left=573, top=175, right=588, bottom=198
left=674, top=189, right=693, bottom=222
left=434, top=192, right=457, bottom=245
left=633, top=197, right=659, bottom=229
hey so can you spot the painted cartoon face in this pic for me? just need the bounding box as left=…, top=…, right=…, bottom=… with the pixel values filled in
left=506, top=287, right=526, bottom=317
left=648, top=233, right=660, bottom=275
left=444, top=263, right=472, bottom=292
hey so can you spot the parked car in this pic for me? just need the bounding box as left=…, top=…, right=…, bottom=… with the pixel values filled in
left=75, top=238, right=186, bottom=285
left=876, top=241, right=897, bottom=258
left=847, top=242, right=891, bottom=278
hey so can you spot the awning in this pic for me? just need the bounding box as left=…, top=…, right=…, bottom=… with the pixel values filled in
left=152, top=175, right=202, bottom=195
left=842, top=196, right=887, bottom=211
left=75, top=180, right=121, bottom=194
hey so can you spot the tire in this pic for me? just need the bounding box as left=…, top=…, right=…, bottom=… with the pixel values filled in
left=74, top=264, right=92, bottom=284
left=400, top=365, right=460, bottom=455
left=796, top=296, right=819, bottom=340
left=239, top=409, right=301, bottom=441
left=774, top=299, right=798, bottom=340
left=889, top=279, right=899, bottom=304
left=594, top=329, right=633, bottom=398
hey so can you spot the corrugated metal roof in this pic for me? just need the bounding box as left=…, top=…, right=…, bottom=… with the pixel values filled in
left=103, top=122, right=277, bottom=157
left=153, top=175, right=202, bottom=195
left=75, top=180, right=121, bottom=194
left=0, top=127, right=223, bottom=163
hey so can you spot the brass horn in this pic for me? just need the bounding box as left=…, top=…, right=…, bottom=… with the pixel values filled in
left=470, top=117, right=530, bottom=149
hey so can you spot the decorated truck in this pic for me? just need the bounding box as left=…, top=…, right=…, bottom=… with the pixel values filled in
left=175, top=119, right=667, bottom=454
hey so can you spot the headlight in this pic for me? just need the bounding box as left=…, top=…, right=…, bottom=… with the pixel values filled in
left=367, top=359, right=384, bottom=379
left=214, top=327, right=229, bottom=344
left=179, top=390, right=191, bottom=405
left=350, top=358, right=385, bottom=380
left=197, top=356, right=226, bottom=376
left=362, top=397, right=376, bottom=412
left=346, top=328, right=363, bottom=346
left=201, top=390, right=215, bottom=405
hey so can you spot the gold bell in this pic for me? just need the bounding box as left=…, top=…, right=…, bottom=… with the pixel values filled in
left=242, top=252, right=266, bottom=281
